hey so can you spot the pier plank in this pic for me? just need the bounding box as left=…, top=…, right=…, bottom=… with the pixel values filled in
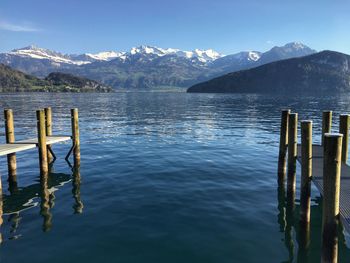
left=0, top=136, right=71, bottom=157
left=297, top=145, right=350, bottom=233
left=14, top=136, right=71, bottom=145
left=0, top=143, right=36, bottom=156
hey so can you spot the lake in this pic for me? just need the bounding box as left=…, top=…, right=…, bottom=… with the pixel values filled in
left=0, top=92, right=350, bottom=263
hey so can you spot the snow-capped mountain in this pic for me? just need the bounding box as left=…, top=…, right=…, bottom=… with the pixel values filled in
left=258, top=42, right=316, bottom=65
left=5, top=44, right=223, bottom=66
left=9, top=45, right=90, bottom=65
left=85, top=51, right=127, bottom=61
left=0, top=42, right=317, bottom=88
left=129, top=45, right=223, bottom=63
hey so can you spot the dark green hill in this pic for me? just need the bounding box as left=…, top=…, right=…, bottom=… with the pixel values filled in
left=0, top=64, right=112, bottom=92
left=187, top=51, right=350, bottom=94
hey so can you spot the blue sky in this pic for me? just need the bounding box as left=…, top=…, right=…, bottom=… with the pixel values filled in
left=0, top=0, right=349, bottom=55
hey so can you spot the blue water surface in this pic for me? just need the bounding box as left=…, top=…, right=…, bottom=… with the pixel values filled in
left=0, top=92, right=349, bottom=263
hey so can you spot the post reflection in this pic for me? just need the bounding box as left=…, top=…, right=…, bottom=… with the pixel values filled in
left=297, top=221, right=311, bottom=262
left=39, top=174, right=53, bottom=232
left=321, top=219, right=338, bottom=263
left=0, top=181, right=3, bottom=244
left=276, top=186, right=350, bottom=263
left=72, top=165, right=83, bottom=214
left=0, top=166, right=83, bottom=242
left=285, top=191, right=295, bottom=262
left=277, top=184, right=286, bottom=233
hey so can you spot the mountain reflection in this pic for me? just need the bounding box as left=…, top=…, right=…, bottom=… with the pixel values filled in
left=0, top=166, right=83, bottom=242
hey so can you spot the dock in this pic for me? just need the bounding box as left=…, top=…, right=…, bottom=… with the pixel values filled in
left=297, top=144, right=350, bottom=233
left=0, top=107, right=80, bottom=184
left=277, top=110, right=349, bottom=262
left=0, top=107, right=81, bottom=242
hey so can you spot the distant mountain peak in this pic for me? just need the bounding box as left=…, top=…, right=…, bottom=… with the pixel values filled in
left=9, top=45, right=90, bottom=66
left=283, top=41, right=309, bottom=49
left=85, top=51, right=126, bottom=61
left=128, top=45, right=223, bottom=63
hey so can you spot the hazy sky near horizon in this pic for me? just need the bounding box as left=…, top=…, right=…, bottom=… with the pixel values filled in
left=0, top=0, right=349, bottom=54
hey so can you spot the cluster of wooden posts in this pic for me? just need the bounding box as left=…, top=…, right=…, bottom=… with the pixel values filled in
left=0, top=108, right=82, bottom=241
left=278, top=109, right=348, bottom=263
left=2, top=107, right=80, bottom=185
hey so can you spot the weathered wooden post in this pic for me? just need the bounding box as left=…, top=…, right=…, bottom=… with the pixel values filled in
left=322, top=111, right=332, bottom=145
left=278, top=109, right=290, bottom=184
left=44, top=107, right=53, bottom=163
left=339, top=114, right=350, bottom=163
left=300, top=121, right=312, bottom=224
left=37, top=110, right=48, bottom=175
left=71, top=108, right=80, bottom=166
left=298, top=121, right=312, bottom=257
left=287, top=113, right=298, bottom=204
left=4, top=109, right=17, bottom=181
left=321, top=133, right=342, bottom=263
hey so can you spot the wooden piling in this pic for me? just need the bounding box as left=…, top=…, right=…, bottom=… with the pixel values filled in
left=278, top=109, right=290, bottom=184
left=300, top=120, right=312, bottom=225
left=4, top=109, right=17, bottom=181
left=339, top=114, right=350, bottom=163
left=37, top=110, right=48, bottom=175
left=321, top=133, right=342, bottom=263
left=45, top=107, right=53, bottom=163
left=71, top=108, right=80, bottom=166
left=287, top=113, right=298, bottom=203
left=322, top=111, right=332, bottom=146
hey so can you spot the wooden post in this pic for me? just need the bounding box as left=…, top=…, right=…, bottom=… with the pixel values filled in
left=339, top=114, right=350, bottom=163
left=321, top=133, right=342, bottom=263
left=322, top=111, right=332, bottom=146
left=300, top=121, right=312, bottom=225
left=4, top=109, right=17, bottom=181
left=71, top=108, right=80, bottom=166
left=37, top=110, right=48, bottom=175
left=278, top=109, right=290, bottom=184
left=287, top=113, right=298, bottom=204
left=44, top=107, right=53, bottom=163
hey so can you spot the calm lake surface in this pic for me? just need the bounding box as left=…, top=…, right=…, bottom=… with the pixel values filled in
left=0, top=92, right=350, bottom=262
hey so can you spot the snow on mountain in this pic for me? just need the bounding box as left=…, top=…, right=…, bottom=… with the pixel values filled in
left=248, top=51, right=261, bottom=61
left=129, top=45, right=223, bottom=63
left=8, top=45, right=224, bottom=65
left=284, top=41, right=310, bottom=51
left=85, top=51, right=127, bottom=61
left=10, top=45, right=90, bottom=65
left=228, top=51, right=261, bottom=62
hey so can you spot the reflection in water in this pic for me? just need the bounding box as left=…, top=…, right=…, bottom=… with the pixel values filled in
left=40, top=174, right=53, bottom=232
left=0, top=184, right=2, bottom=244
left=297, top=221, right=311, bottom=262
left=0, top=167, right=83, bottom=242
left=8, top=213, right=21, bottom=240
left=321, top=219, right=339, bottom=263
left=72, top=166, right=83, bottom=214
left=277, top=188, right=350, bottom=263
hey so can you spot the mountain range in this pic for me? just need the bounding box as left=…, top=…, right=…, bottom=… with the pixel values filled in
left=0, top=42, right=316, bottom=89
left=187, top=50, right=350, bottom=94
